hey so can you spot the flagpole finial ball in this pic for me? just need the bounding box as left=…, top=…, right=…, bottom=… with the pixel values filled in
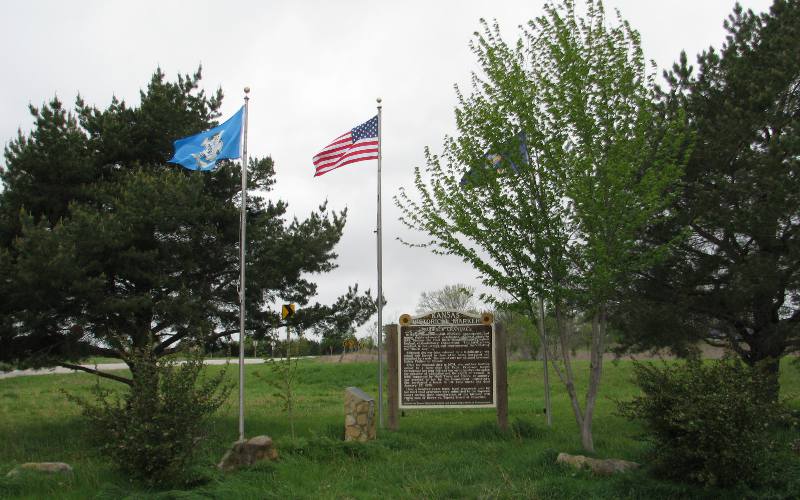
left=244, top=87, right=250, bottom=94
left=376, top=97, right=382, bottom=104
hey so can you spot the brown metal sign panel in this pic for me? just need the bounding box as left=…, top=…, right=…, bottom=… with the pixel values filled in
left=398, top=310, right=496, bottom=409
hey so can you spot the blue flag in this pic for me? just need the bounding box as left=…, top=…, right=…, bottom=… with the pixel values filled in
left=168, top=107, right=244, bottom=171
left=461, top=132, right=528, bottom=187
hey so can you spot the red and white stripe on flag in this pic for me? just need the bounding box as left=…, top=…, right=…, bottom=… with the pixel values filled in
left=313, top=116, right=379, bottom=177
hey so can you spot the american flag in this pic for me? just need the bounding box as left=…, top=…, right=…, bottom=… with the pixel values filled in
left=313, top=116, right=379, bottom=177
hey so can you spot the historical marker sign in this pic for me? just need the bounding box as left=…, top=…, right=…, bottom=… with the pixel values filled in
left=398, top=310, right=496, bottom=409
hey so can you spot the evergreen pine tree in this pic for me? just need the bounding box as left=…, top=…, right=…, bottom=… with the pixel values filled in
left=0, top=68, right=376, bottom=383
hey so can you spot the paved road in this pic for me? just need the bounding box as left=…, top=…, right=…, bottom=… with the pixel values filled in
left=0, top=358, right=270, bottom=380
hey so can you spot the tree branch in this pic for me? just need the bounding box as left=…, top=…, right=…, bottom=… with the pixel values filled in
left=153, top=331, right=189, bottom=355
left=57, top=363, right=132, bottom=386
left=85, top=345, right=121, bottom=359
left=157, top=328, right=239, bottom=356
left=787, top=308, right=800, bottom=324
left=208, top=328, right=243, bottom=341
left=689, top=223, right=742, bottom=260
left=151, top=321, right=172, bottom=335
left=154, top=326, right=240, bottom=355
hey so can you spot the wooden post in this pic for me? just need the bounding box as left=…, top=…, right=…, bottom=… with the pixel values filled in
left=495, top=322, right=509, bottom=431
left=386, top=324, right=399, bottom=431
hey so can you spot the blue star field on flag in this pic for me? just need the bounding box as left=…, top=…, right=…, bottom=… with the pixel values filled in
left=352, top=116, right=378, bottom=142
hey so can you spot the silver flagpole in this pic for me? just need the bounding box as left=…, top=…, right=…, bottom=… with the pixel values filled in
left=376, top=98, right=384, bottom=429
left=238, top=87, right=250, bottom=441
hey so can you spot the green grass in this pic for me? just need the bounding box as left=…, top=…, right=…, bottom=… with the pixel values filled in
left=0, top=358, right=798, bottom=499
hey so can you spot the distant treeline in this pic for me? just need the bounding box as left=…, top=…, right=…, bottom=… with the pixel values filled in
left=204, top=335, right=375, bottom=358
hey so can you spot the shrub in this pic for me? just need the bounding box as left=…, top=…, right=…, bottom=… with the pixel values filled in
left=618, top=358, right=783, bottom=487
left=66, top=347, right=231, bottom=485
left=261, top=340, right=300, bottom=439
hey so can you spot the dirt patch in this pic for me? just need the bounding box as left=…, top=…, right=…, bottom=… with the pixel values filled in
left=315, top=352, right=380, bottom=363
left=567, top=344, right=730, bottom=361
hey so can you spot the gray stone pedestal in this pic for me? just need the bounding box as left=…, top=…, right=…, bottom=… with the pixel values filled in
left=344, top=387, right=376, bottom=442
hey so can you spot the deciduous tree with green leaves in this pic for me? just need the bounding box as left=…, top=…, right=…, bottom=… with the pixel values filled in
left=0, top=68, right=376, bottom=384
left=396, top=0, right=686, bottom=451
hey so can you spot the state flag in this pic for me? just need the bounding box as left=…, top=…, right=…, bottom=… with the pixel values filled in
left=169, top=107, right=244, bottom=171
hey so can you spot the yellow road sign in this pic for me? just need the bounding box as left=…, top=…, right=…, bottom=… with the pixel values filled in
left=281, top=304, right=296, bottom=319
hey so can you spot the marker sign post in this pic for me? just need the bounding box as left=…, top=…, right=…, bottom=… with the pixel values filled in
left=387, top=311, right=507, bottom=429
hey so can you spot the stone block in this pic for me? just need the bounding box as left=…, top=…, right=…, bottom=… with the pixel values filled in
left=218, top=435, right=279, bottom=472
left=556, top=453, right=640, bottom=475
left=345, top=387, right=376, bottom=442
left=6, top=462, right=72, bottom=477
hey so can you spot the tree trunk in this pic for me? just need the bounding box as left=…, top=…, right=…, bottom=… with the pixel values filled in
left=553, top=305, right=586, bottom=439
left=580, top=306, right=607, bottom=453
left=746, top=326, right=784, bottom=402
left=127, top=353, right=158, bottom=385
left=752, top=355, right=781, bottom=402
left=544, top=302, right=608, bottom=453
left=580, top=418, right=594, bottom=452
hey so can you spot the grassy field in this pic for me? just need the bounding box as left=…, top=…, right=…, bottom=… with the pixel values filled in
left=0, top=358, right=798, bottom=499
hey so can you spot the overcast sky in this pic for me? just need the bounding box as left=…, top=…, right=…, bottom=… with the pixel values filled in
left=1, top=0, right=774, bottom=337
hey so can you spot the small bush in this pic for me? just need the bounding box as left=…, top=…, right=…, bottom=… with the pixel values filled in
left=66, top=347, right=231, bottom=486
left=618, top=358, right=784, bottom=487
